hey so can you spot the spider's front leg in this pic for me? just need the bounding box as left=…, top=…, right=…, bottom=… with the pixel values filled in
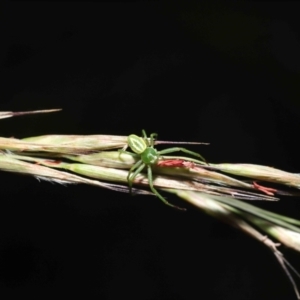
left=158, top=147, right=207, bottom=164
left=142, top=130, right=157, bottom=147
left=147, top=165, right=186, bottom=211
left=149, top=133, right=157, bottom=147
left=127, top=160, right=145, bottom=194
left=118, top=148, right=139, bottom=161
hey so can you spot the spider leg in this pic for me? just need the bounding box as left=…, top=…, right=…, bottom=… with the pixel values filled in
left=142, top=130, right=147, bottom=139
left=142, top=130, right=157, bottom=147
left=121, top=144, right=128, bottom=152
left=158, top=147, right=207, bottom=164
left=127, top=161, right=145, bottom=194
left=118, top=149, right=139, bottom=160
left=149, top=133, right=157, bottom=147
left=141, top=130, right=149, bottom=147
left=147, top=165, right=186, bottom=211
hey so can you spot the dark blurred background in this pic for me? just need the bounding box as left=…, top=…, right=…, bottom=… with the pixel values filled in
left=1, top=1, right=300, bottom=299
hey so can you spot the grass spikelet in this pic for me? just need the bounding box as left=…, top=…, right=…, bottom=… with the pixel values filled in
left=2, top=108, right=300, bottom=298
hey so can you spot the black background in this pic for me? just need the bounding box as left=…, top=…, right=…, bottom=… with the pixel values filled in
left=1, top=1, right=300, bottom=299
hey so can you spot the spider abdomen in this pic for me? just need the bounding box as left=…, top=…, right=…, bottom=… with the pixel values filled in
left=128, top=134, right=147, bottom=154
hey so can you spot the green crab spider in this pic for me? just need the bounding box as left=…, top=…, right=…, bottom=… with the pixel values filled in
left=119, top=130, right=207, bottom=210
